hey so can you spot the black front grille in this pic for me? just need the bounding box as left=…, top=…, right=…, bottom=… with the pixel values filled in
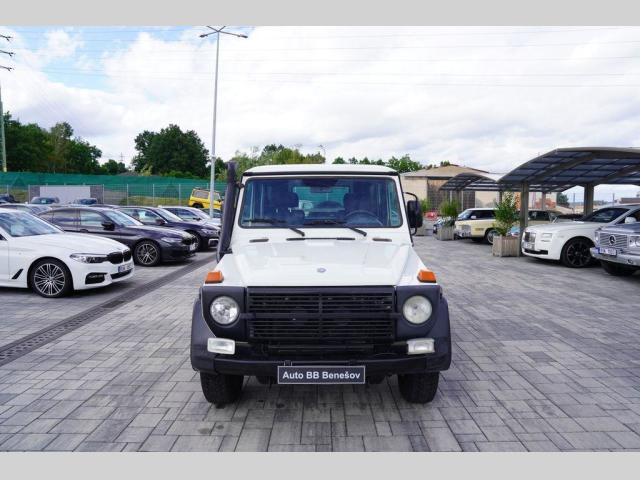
left=123, top=249, right=132, bottom=262
left=247, top=288, right=396, bottom=344
left=107, top=252, right=124, bottom=264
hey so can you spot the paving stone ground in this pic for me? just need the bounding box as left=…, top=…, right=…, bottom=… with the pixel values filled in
left=0, top=236, right=639, bottom=451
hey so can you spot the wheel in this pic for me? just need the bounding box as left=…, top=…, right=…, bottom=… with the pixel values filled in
left=471, top=237, right=483, bottom=243
left=188, top=232, right=202, bottom=251
left=30, top=259, right=72, bottom=298
left=397, top=372, right=439, bottom=404
left=134, top=240, right=161, bottom=266
left=200, top=372, right=244, bottom=406
left=192, top=203, right=203, bottom=208
left=484, top=229, right=497, bottom=245
left=601, top=260, right=637, bottom=276
left=561, top=238, right=593, bottom=268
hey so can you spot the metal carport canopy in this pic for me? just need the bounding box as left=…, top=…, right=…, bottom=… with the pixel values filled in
left=499, top=147, right=640, bottom=255
left=439, top=172, right=505, bottom=191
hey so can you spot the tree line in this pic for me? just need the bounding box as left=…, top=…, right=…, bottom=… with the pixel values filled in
left=3, top=115, right=434, bottom=179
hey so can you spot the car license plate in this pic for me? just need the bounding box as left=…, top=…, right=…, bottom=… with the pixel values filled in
left=524, top=242, right=535, bottom=250
left=598, top=247, right=617, bottom=256
left=277, top=366, right=365, bottom=385
left=118, top=263, right=133, bottom=273
left=189, top=243, right=197, bottom=251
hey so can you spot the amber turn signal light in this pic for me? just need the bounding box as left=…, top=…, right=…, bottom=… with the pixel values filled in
left=205, top=270, right=224, bottom=284
left=417, top=269, right=437, bottom=283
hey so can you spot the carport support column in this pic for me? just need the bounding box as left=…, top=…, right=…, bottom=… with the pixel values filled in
left=518, top=183, right=530, bottom=257
left=541, top=192, right=547, bottom=210
left=584, top=184, right=595, bottom=215
left=459, top=189, right=464, bottom=209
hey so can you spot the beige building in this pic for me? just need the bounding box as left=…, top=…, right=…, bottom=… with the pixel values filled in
left=400, top=165, right=496, bottom=211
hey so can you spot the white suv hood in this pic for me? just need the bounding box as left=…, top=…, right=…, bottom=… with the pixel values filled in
left=223, top=239, right=416, bottom=287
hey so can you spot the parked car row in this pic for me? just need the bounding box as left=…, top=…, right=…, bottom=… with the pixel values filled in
left=0, top=202, right=221, bottom=298
left=447, top=203, right=640, bottom=277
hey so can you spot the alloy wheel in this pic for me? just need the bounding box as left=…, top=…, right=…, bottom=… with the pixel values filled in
left=136, top=242, right=159, bottom=265
left=566, top=241, right=591, bottom=267
left=33, top=263, right=66, bottom=297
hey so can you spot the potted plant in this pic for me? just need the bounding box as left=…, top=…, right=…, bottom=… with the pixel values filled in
left=492, top=192, right=519, bottom=257
left=436, top=200, right=459, bottom=241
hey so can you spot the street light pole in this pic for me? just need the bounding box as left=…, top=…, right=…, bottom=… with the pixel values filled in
left=199, top=26, right=247, bottom=218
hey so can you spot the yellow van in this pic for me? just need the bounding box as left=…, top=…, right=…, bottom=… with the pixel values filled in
left=189, top=188, right=222, bottom=210
left=455, top=208, right=556, bottom=244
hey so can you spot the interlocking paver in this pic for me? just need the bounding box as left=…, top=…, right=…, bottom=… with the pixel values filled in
left=0, top=238, right=639, bottom=451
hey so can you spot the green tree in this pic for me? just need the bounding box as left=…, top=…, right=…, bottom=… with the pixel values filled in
left=66, top=138, right=102, bottom=174
left=493, top=191, right=519, bottom=236
left=332, top=157, right=345, bottom=164
left=132, top=124, right=209, bottom=177
left=102, top=159, right=128, bottom=175
left=557, top=192, right=570, bottom=208
left=49, top=122, right=74, bottom=173
left=3, top=113, right=52, bottom=172
left=386, top=155, right=423, bottom=174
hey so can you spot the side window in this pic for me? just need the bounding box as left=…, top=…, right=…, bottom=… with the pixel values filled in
left=130, top=209, right=160, bottom=224
left=52, top=209, right=77, bottom=227
left=79, top=210, right=105, bottom=228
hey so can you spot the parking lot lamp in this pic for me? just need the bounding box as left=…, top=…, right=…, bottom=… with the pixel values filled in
left=199, top=26, right=248, bottom=218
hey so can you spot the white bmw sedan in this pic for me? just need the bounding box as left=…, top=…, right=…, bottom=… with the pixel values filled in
left=0, top=210, right=134, bottom=298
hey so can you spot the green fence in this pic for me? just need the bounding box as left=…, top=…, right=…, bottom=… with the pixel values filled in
left=1, top=172, right=227, bottom=206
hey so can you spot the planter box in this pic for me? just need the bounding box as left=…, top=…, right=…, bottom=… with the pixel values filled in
left=436, top=225, right=455, bottom=241
left=492, top=235, right=519, bottom=257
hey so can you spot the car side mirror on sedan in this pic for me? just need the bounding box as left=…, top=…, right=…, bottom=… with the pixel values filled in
left=155, top=218, right=166, bottom=226
left=624, top=216, right=637, bottom=224
left=470, top=215, right=477, bottom=220
left=101, top=221, right=116, bottom=231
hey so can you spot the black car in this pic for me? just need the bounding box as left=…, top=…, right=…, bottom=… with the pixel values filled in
left=0, top=203, right=52, bottom=214
left=30, top=196, right=60, bottom=205
left=0, top=194, right=16, bottom=204
left=118, top=206, right=219, bottom=251
left=71, top=198, right=98, bottom=205
left=38, top=207, right=197, bottom=266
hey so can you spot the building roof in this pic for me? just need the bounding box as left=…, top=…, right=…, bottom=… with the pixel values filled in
left=499, top=147, right=640, bottom=192
left=401, top=165, right=489, bottom=179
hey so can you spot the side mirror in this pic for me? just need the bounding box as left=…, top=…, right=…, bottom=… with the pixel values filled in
left=406, top=200, right=423, bottom=229
left=101, top=221, right=116, bottom=231
left=625, top=216, right=637, bottom=224
left=470, top=215, right=477, bottom=220
left=155, top=218, right=166, bottom=226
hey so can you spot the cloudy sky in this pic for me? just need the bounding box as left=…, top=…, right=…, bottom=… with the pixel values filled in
left=1, top=25, right=640, bottom=200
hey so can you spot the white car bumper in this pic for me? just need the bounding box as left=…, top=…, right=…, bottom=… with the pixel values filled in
left=67, top=259, right=135, bottom=291
left=521, top=233, right=562, bottom=260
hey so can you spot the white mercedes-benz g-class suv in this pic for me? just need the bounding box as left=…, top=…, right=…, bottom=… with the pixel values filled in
left=190, top=163, right=452, bottom=405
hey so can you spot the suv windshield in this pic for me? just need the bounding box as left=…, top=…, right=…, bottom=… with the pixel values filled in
left=104, top=209, right=143, bottom=227
left=239, top=177, right=402, bottom=228
left=0, top=212, right=62, bottom=237
left=582, top=207, right=629, bottom=223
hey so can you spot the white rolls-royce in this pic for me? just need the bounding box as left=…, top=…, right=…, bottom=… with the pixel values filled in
left=521, top=204, right=640, bottom=268
left=0, top=210, right=134, bottom=298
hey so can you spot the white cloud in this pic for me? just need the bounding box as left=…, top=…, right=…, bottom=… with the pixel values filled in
left=2, top=25, right=640, bottom=199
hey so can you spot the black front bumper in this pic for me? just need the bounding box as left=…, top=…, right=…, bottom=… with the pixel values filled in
left=190, top=294, right=452, bottom=378
left=160, top=243, right=196, bottom=261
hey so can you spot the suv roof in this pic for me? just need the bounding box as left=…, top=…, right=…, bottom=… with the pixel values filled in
left=244, top=164, right=397, bottom=175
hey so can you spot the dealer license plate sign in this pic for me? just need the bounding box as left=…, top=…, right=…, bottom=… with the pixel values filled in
left=598, top=247, right=617, bottom=256
left=524, top=242, right=535, bottom=250
left=118, top=263, right=133, bottom=273
left=277, top=366, right=366, bottom=385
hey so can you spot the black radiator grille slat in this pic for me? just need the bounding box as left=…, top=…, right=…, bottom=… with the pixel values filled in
left=247, top=289, right=395, bottom=344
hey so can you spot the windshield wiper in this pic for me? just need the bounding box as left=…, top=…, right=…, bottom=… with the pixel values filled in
left=245, top=217, right=305, bottom=237
left=305, top=219, right=367, bottom=237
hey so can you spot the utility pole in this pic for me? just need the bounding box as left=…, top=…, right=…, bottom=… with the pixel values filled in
left=1, top=34, right=14, bottom=173
left=199, top=26, right=248, bottom=218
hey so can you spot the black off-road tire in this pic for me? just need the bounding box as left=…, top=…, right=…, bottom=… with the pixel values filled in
left=601, top=260, right=638, bottom=276
left=192, top=203, right=203, bottom=208
left=200, top=372, right=244, bottom=406
left=397, top=372, right=440, bottom=404
left=561, top=237, right=594, bottom=268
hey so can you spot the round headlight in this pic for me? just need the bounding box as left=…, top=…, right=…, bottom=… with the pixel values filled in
left=402, top=296, right=433, bottom=324
left=210, top=296, right=239, bottom=325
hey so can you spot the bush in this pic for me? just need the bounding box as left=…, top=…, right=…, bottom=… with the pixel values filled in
left=420, top=198, right=431, bottom=213
left=493, top=192, right=519, bottom=236
left=439, top=200, right=460, bottom=227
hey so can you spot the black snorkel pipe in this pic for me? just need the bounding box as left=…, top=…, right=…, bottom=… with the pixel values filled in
left=216, top=161, right=238, bottom=262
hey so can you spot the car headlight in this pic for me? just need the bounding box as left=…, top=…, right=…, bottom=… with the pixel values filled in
left=540, top=233, right=553, bottom=241
left=210, top=296, right=239, bottom=325
left=402, top=296, right=433, bottom=325
left=201, top=228, right=218, bottom=235
left=630, top=236, right=640, bottom=248
left=70, top=253, right=107, bottom=263
left=161, top=236, right=182, bottom=244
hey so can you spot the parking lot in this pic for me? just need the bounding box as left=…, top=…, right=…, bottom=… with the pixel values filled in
left=0, top=236, right=639, bottom=452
